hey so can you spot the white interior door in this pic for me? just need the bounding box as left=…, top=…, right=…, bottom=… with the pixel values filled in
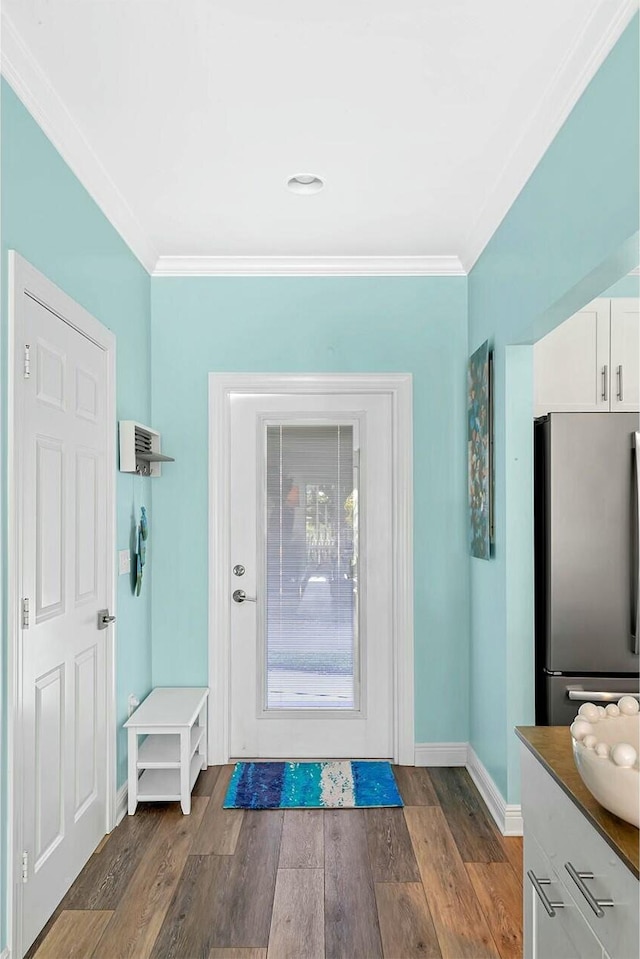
left=228, top=391, right=394, bottom=758
left=14, top=262, right=113, bottom=955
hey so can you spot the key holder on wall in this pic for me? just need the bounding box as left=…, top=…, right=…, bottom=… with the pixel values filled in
left=119, top=420, right=175, bottom=476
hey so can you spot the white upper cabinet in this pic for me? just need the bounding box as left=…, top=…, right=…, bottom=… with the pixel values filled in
left=534, top=300, right=609, bottom=415
left=534, top=298, right=639, bottom=416
left=610, top=298, right=639, bottom=412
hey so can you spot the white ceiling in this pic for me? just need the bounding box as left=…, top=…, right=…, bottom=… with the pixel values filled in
left=2, top=0, right=637, bottom=274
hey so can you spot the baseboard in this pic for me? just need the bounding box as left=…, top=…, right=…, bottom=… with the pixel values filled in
left=113, top=747, right=522, bottom=835
left=466, top=745, right=523, bottom=836
left=1, top=945, right=11, bottom=959
left=115, top=782, right=128, bottom=825
left=414, top=742, right=468, bottom=766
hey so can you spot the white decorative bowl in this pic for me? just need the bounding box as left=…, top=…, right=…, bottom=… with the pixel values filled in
left=570, top=697, right=640, bottom=828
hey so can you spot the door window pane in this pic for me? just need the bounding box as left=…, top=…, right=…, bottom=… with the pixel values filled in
left=265, top=424, right=358, bottom=709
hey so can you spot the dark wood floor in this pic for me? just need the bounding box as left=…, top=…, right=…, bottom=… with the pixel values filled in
left=28, top=765, right=523, bottom=959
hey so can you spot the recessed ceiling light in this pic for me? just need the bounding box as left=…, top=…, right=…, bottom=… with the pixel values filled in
left=287, top=174, right=324, bottom=195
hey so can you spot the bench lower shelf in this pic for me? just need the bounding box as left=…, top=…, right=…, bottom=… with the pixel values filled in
left=136, top=752, right=203, bottom=801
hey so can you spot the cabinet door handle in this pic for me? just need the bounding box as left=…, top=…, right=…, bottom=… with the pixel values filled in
left=565, top=862, right=614, bottom=917
left=527, top=870, right=565, bottom=918
left=601, top=365, right=608, bottom=402
left=617, top=364, right=623, bottom=401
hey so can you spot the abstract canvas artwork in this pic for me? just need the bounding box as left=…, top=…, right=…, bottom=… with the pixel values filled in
left=468, top=340, right=493, bottom=559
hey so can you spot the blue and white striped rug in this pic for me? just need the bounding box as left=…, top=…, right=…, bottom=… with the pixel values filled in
left=223, top=760, right=403, bottom=809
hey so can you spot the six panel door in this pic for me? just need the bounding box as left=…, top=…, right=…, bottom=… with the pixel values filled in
left=20, top=292, right=109, bottom=954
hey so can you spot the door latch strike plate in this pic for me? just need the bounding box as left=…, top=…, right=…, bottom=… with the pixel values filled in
left=22, top=597, right=30, bottom=629
left=22, top=851, right=28, bottom=883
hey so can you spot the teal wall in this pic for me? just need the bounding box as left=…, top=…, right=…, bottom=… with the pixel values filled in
left=468, top=16, right=639, bottom=802
left=1, top=12, right=639, bottom=952
left=602, top=274, right=640, bottom=297
left=1, top=81, right=153, bottom=948
left=149, top=277, right=470, bottom=746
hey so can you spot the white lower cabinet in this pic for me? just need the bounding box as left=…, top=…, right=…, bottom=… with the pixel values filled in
left=526, top=832, right=607, bottom=958
left=522, top=746, right=639, bottom=959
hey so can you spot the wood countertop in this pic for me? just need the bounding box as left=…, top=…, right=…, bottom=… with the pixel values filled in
left=516, top=725, right=639, bottom=879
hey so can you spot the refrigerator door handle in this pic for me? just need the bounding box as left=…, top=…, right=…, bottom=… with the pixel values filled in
left=567, top=688, right=640, bottom=703
left=633, top=432, right=640, bottom=655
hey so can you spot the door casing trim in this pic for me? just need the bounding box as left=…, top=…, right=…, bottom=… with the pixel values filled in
left=208, top=372, right=414, bottom=765
left=7, top=252, right=117, bottom=959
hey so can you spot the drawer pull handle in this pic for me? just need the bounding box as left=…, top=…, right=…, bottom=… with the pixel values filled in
left=565, top=862, right=614, bottom=917
left=527, top=870, right=565, bottom=917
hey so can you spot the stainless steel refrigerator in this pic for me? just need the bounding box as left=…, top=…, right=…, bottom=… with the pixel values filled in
left=534, top=412, right=640, bottom=725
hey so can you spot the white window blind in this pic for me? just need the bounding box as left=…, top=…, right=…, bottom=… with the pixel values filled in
left=264, top=424, right=358, bottom=709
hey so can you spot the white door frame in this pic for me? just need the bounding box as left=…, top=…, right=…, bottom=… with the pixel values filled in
left=208, top=373, right=414, bottom=766
left=6, top=252, right=117, bottom=959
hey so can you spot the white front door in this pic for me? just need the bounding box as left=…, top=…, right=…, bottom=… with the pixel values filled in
left=227, top=389, right=394, bottom=758
left=13, top=256, right=113, bottom=955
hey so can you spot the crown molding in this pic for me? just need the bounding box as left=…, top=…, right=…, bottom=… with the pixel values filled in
left=152, top=255, right=466, bottom=277
left=2, top=3, right=635, bottom=278
left=629, top=267, right=640, bottom=276
left=1, top=11, right=158, bottom=274
left=460, top=0, right=639, bottom=273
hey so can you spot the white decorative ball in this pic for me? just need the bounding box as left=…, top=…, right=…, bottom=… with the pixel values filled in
left=605, top=703, right=620, bottom=717
left=578, top=703, right=600, bottom=723
left=618, top=696, right=640, bottom=716
left=595, top=742, right=610, bottom=758
left=611, top=742, right=638, bottom=768
left=570, top=719, right=592, bottom=741
left=583, top=734, right=597, bottom=749
left=596, top=706, right=606, bottom=717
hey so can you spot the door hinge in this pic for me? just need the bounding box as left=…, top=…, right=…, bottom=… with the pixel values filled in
left=22, top=597, right=30, bottom=629
left=23, top=344, right=31, bottom=379
left=21, top=851, right=29, bottom=883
